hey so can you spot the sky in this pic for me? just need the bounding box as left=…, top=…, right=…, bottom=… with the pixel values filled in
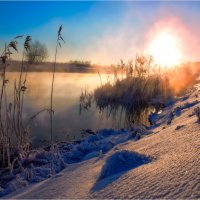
left=1, top=1, right=200, bottom=65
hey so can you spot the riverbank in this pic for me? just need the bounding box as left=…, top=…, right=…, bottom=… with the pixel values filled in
left=2, top=84, right=200, bottom=199
left=0, top=60, right=114, bottom=73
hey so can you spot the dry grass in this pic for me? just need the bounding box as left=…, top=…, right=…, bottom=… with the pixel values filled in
left=93, top=54, right=174, bottom=125
left=50, top=25, right=64, bottom=147
left=0, top=25, right=64, bottom=174
left=0, top=36, right=32, bottom=170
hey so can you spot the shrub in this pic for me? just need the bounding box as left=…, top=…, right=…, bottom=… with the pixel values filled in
left=93, top=54, right=173, bottom=125
left=26, top=40, right=48, bottom=64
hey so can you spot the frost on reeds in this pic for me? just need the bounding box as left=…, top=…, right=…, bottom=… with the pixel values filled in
left=49, top=25, right=65, bottom=173
left=0, top=35, right=36, bottom=171
left=0, top=36, right=23, bottom=169
left=0, top=25, right=65, bottom=176
left=50, top=25, right=65, bottom=147
left=0, top=35, right=52, bottom=174
left=79, top=88, right=93, bottom=114
left=94, top=54, right=173, bottom=124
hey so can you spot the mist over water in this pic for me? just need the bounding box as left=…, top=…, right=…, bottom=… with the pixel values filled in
left=4, top=72, right=126, bottom=148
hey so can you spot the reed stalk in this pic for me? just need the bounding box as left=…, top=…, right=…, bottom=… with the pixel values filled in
left=50, top=25, right=64, bottom=147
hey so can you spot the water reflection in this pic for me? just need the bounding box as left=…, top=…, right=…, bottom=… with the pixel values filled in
left=5, top=72, right=114, bottom=147
left=5, top=72, right=151, bottom=148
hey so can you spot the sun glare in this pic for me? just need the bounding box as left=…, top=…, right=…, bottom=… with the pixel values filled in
left=148, top=31, right=182, bottom=67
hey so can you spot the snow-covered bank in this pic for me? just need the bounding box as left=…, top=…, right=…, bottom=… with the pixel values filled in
left=0, top=125, right=149, bottom=198
left=2, top=85, right=200, bottom=199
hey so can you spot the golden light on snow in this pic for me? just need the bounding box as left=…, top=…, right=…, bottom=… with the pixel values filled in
left=148, top=31, right=182, bottom=67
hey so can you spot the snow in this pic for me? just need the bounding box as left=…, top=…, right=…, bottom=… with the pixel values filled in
left=2, top=84, right=200, bottom=199
left=97, top=150, right=151, bottom=181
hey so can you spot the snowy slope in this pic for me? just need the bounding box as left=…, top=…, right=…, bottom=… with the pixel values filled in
left=4, top=86, right=200, bottom=199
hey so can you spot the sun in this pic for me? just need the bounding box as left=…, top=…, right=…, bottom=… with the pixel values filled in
left=148, top=31, right=182, bottom=67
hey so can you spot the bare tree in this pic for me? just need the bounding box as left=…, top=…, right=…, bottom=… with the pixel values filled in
left=26, top=40, right=48, bottom=64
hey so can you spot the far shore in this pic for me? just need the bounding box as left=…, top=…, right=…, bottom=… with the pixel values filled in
left=1, top=60, right=200, bottom=74
left=0, top=60, right=114, bottom=73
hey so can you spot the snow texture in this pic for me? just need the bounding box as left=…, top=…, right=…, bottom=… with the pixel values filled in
left=98, top=150, right=151, bottom=181
left=3, top=84, right=200, bottom=199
